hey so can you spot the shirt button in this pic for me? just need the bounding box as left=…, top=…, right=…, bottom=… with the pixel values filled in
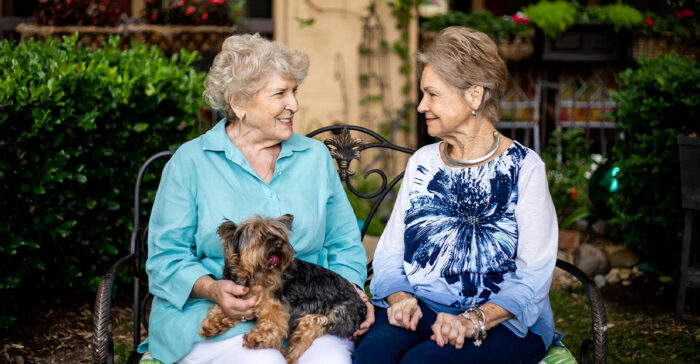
left=277, top=171, right=282, bottom=176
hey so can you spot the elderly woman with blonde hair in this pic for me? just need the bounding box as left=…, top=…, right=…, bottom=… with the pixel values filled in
left=354, top=26, right=559, bottom=364
left=137, top=33, right=373, bottom=364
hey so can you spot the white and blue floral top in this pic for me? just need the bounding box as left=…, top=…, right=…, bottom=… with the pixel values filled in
left=370, top=141, right=559, bottom=349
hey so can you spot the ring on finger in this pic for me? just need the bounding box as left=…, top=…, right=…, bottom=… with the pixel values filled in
left=241, top=315, right=247, bottom=322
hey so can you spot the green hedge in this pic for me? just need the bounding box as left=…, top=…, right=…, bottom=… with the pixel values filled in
left=610, top=53, right=700, bottom=270
left=0, top=35, right=206, bottom=328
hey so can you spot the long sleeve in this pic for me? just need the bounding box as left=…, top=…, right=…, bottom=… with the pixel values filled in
left=488, top=156, right=558, bottom=333
left=146, top=152, right=211, bottom=311
left=369, top=155, right=417, bottom=307
left=322, top=151, right=367, bottom=288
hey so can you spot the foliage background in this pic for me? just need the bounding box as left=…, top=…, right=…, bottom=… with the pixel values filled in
left=0, top=35, right=206, bottom=329
left=610, top=53, right=700, bottom=271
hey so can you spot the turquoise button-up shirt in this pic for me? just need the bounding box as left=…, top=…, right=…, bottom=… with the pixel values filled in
left=137, top=120, right=367, bottom=363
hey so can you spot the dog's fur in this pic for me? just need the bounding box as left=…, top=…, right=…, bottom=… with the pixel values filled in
left=199, top=214, right=367, bottom=363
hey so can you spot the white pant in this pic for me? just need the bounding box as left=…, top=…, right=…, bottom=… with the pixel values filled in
left=177, top=334, right=354, bottom=364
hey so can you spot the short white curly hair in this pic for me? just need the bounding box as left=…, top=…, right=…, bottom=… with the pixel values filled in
left=203, top=33, right=310, bottom=121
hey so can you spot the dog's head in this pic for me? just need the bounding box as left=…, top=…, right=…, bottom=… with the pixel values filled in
left=218, top=214, right=295, bottom=281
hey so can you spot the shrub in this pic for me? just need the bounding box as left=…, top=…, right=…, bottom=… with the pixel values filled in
left=0, top=35, right=206, bottom=329
left=610, top=53, right=700, bottom=270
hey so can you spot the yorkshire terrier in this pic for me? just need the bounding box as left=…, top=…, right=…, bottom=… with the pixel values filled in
left=199, top=214, right=367, bottom=363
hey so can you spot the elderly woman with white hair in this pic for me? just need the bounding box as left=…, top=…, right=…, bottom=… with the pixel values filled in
left=137, top=33, right=373, bottom=364
left=353, top=26, right=559, bottom=364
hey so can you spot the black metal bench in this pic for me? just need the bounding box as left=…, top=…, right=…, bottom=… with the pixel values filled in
left=93, top=125, right=607, bottom=364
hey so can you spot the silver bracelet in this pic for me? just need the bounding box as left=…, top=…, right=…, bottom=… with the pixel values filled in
left=466, top=307, right=487, bottom=346
left=460, top=311, right=480, bottom=345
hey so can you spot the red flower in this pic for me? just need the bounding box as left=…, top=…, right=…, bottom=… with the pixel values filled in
left=645, top=17, right=653, bottom=26
left=141, top=11, right=147, bottom=18
left=568, top=187, right=577, bottom=200
left=195, top=18, right=202, bottom=24
left=211, top=0, right=225, bottom=5
left=185, top=6, right=196, bottom=15
left=201, top=12, right=209, bottom=20
left=178, top=0, right=185, bottom=6
left=151, top=13, right=158, bottom=21
left=512, top=12, right=529, bottom=25
left=676, top=9, right=694, bottom=19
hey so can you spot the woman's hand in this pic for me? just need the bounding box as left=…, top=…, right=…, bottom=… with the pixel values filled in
left=351, top=285, right=375, bottom=339
left=386, top=291, right=422, bottom=331
left=430, top=312, right=472, bottom=349
left=193, top=275, right=258, bottom=320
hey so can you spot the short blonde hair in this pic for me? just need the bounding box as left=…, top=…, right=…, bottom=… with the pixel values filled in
left=417, top=26, right=507, bottom=122
left=203, top=33, right=310, bottom=121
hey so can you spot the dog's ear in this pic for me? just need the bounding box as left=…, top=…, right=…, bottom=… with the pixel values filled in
left=278, top=214, right=294, bottom=230
left=217, top=219, right=238, bottom=242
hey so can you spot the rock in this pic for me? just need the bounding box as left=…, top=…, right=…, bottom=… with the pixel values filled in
left=594, top=274, right=607, bottom=287
left=591, top=220, right=607, bottom=235
left=609, top=247, right=639, bottom=268
left=573, top=243, right=610, bottom=277
left=558, top=230, right=582, bottom=252
left=618, top=268, right=632, bottom=280
left=606, top=268, right=620, bottom=284
left=571, top=219, right=589, bottom=231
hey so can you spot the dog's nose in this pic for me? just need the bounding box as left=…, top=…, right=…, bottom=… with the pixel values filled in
left=275, top=240, right=282, bottom=249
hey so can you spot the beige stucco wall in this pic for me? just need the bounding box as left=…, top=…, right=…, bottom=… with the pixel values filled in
left=273, top=0, right=418, bottom=151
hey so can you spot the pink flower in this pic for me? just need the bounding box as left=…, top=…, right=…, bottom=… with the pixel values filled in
left=178, top=0, right=185, bottom=6
left=185, top=6, right=196, bottom=15
left=211, top=0, right=225, bottom=5
left=201, top=12, right=209, bottom=20
left=512, top=12, right=529, bottom=25
left=645, top=17, right=653, bottom=26
left=676, top=9, right=694, bottom=19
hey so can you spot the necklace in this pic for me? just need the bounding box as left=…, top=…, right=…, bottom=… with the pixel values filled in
left=443, top=131, right=500, bottom=167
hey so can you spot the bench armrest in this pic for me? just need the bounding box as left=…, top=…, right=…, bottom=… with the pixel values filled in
left=555, top=258, right=608, bottom=364
left=92, top=253, right=137, bottom=364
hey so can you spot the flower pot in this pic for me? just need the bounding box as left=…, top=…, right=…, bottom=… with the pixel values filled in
left=540, top=23, right=629, bottom=62
left=632, top=33, right=700, bottom=61
left=497, top=30, right=535, bottom=62
left=678, top=134, right=700, bottom=210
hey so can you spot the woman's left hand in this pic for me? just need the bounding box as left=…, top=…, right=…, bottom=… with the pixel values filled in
left=351, top=284, right=375, bottom=339
left=430, top=312, right=472, bottom=349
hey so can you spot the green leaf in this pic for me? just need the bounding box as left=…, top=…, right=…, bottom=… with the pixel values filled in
left=133, top=123, right=149, bottom=132
left=33, top=185, right=46, bottom=194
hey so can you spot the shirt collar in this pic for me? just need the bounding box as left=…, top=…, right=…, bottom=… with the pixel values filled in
left=201, top=119, right=310, bottom=158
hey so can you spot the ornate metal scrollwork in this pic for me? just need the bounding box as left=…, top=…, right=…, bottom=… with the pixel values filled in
left=324, top=128, right=364, bottom=181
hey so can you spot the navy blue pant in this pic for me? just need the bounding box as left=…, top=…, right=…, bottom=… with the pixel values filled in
left=353, top=301, right=545, bottom=364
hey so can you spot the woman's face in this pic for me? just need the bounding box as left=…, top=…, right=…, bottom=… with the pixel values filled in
left=238, top=71, right=299, bottom=143
left=417, top=65, right=472, bottom=138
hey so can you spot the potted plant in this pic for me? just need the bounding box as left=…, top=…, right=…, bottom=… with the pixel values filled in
left=523, top=1, right=640, bottom=62
left=421, top=10, right=535, bottom=61
left=633, top=9, right=699, bottom=60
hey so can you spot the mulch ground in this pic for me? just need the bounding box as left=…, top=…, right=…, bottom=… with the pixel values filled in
left=0, top=298, right=133, bottom=364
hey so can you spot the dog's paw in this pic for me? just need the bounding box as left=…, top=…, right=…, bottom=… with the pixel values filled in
left=243, top=331, right=282, bottom=350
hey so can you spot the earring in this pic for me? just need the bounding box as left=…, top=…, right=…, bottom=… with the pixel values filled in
left=471, top=109, right=477, bottom=117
